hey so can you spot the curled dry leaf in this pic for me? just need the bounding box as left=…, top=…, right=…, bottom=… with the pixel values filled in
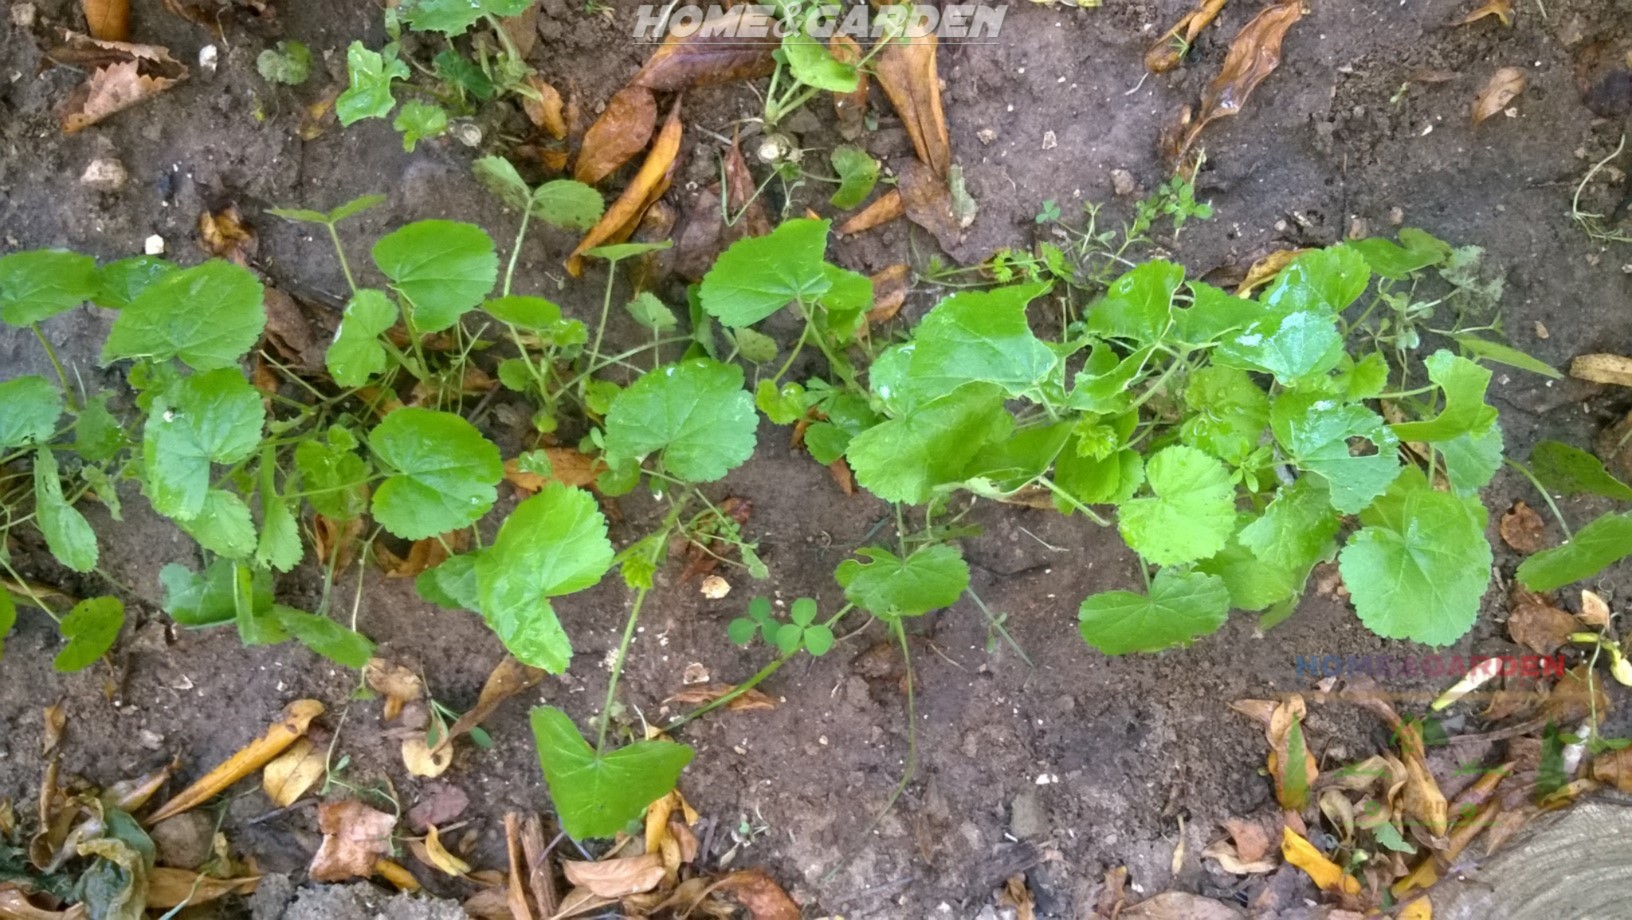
left=1472, top=66, right=1527, bottom=124
left=1506, top=587, right=1578, bottom=655
left=49, top=34, right=189, bottom=134
left=629, top=5, right=777, bottom=92
left=104, top=759, right=179, bottom=813
left=838, top=188, right=905, bottom=235
left=1590, top=747, right=1632, bottom=792
left=1579, top=589, right=1611, bottom=629
left=664, top=684, right=778, bottom=712
left=500, top=3, right=539, bottom=60
left=364, top=658, right=424, bottom=723
left=876, top=34, right=952, bottom=178
left=147, top=699, right=323, bottom=824
left=261, top=737, right=326, bottom=807
left=146, top=867, right=260, bottom=909
left=999, top=874, right=1037, bottom=920
left=309, top=799, right=397, bottom=883
left=41, top=704, right=66, bottom=757
left=1166, top=0, right=1303, bottom=170
left=0, top=886, right=84, bottom=919
left=419, top=824, right=471, bottom=877
left=523, top=77, right=568, bottom=140
left=505, top=448, right=608, bottom=493
left=198, top=206, right=255, bottom=266
left=1570, top=353, right=1632, bottom=388
left=1146, top=0, right=1228, bottom=74
left=1221, top=817, right=1272, bottom=863
left=829, top=458, right=855, bottom=496
left=562, top=853, right=666, bottom=899
left=1498, top=501, right=1546, bottom=553
left=313, top=514, right=363, bottom=577
left=1401, top=747, right=1448, bottom=839
left=1234, top=248, right=1305, bottom=297
left=868, top=263, right=910, bottom=325
left=261, top=287, right=324, bottom=372
left=1280, top=827, right=1360, bottom=895
left=81, top=0, right=131, bottom=42
left=1265, top=696, right=1316, bottom=810
left=714, top=868, right=801, bottom=920
left=402, top=733, right=454, bottom=778
left=575, top=86, right=657, bottom=187
left=406, top=783, right=470, bottom=832
left=1456, top=0, right=1513, bottom=26
left=830, top=35, right=869, bottom=140
left=898, top=159, right=964, bottom=253
left=568, top=99, right=683, bottom=276
left=376, top=530, right=465, bottom=579
left=434, top=655, right=546, bottom=753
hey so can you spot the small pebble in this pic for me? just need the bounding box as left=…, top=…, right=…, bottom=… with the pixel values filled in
left=80, top=157, right=127, bottom=192
left=144, top=234, right=165, bottom=255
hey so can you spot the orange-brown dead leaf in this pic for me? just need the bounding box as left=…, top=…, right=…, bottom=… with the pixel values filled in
left=48, top=34, right=188, bottom=134
left=433, top=656, right=547, bottom=754
left=1265, top=696, right=1316, bottom=810
left=1506, top=588, right=1578, bottom=655
left=828, top=458, right=855, bottom=495
left=876, top=34, right=951, bottom=178
left=146, top=867, right=260, bottom=909
left=364, top=658, right=424, bottom=723
left=309, top=799, right=397, bottom=882
left=575, top=86, right=657, bottom=186
left=523, top=77, right=568, bottom=139
left=1168, top=0, right=1303, bottom=171
left=629, top=5, right=777, bottom=92
left=147, top=700, right=323, bottom=824
left=838, top=189, right=905, bottom=235
left=867, top=263, right=910, bottom=325
left=500, top=3, right=539, bottom=59
left=1590, top=747, right=1632, bottom=791
left=1579, top=589, right=1612, bottom=628
left=1456, top=0, right=1513, bottom=26
left=714, top=868, right=800, bottom=920
left=261, top=737, right=326, bottom=808
left=0, top=886, right=86, bottom=919
left=261, top=287, right=324, bottom=371
left=898, top=159, right=963, bottom=252
left=81, top=0, right=131, bottom=41
left=505, top=448, right=608, bottom=493
left=664, top=684, right=778, bottom=712
left=830, top=35, right=869, bottom=140
left=562, top=854, right=665, bottom=898
left=198, top=206, right=255, bottom=266
left=568, top=98, right=683, bottom=276
left=41, top=704, right=66, bottom=757
left=402, top=731, right=454, bottom=778
left=1499, top=500, right=1546, bottom=553
left=1146, top=0, right=1228, bottom=74
left=1234, top=248, right=1305, bottom=297
left=998, top=874, right=1036, bottom=920
left=1281, top=827, right=1360, bottom=895
left=373, top=858, right=421, bottom=891
left=1472, top=67, right=1527, bottom=124
left=313, top=514, right=363, bottom=577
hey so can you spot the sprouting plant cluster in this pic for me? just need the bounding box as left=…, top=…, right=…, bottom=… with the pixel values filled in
left=7, top=165, right=1632, bottom=844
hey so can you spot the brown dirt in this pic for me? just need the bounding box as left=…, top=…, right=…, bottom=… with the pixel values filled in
left=3, top=0, right=1632, bottom=916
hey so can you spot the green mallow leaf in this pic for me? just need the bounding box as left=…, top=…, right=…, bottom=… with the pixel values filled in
left=754, top=379, right=805, bottom=427
left=294, top=429, right=371, bottom=521
left=531, top=705, right=694, bottom=840
left=1117, top=445, right=1237, bottom=566
left=268, top=194, right=386, bottom=227
left=836, top=544, right=969, bottom=620
left=34, top=447, right=97, bottom=573
left=730, top=327, right=778, bottom=364
left=1259, top=245, right=1371, bottom=316
left=830, top=146, right=879, bottom=210
left=1054, top=447, right=1144, bottom=511
left=336, top=42, right=407, bottom=125
left=369, top=408, right=502, bottom=540
left=0, top=376, right=63, bottom=449
left=1238, top=478, right=1340, bottom=576
left=179, top=490, right=258, bottom=558
left=160, top=559, right=261, bottom=627
left=781, top=31, right=859, bottom=92
left=1439, top=423, right=1503, bottom=496
left=103, top=260, right=266, bottom=370
left=905, top=283, right=1056, bottom=399
left=531, top=180, right=605, bottom=231
left=142, top=369, right=266, bottom=520
left=1197, top=522, right=1308, bottom=613
left=0, top=250, right=99, bottom=325
left=475, top=484, right=613, bottom=673
left=626, top=292, right=677, bottom=332
left=256, top=40, right=313, bottom=85
left=372, top=220, right=497, bottom=333
left=603, top=359, right=757, bottom=483
left=54, top=596, right=124, bottom=672
left=327, top=289, right=398, bottom=387
left=1172, top=282, right=1261, bottom=346
left=274, top=607, right=374, bottom=668
left=1453, top=334, right=1561, bottom=379
left=847, top=382, right=1010, bottom=504
left=401, top=0, right=531, bottom=34
left=1349, top=236, right=1445, bottom=280
left=1271, top=392, right=1401, bottom=514
left=1516, top=512, right=1632, bottom=592
left=417, top=552, right=481, bottom=611
left=257, top=463, right=303, bottom=572
left=1529, top=440, right=1632, bottom=501
left=1338, top=471, right=1491, bottom=646
left=1334, top=350, right=1390, bottom=401
left=94, top=256, right=177, bottom=309
left=1078, top=569, right=1230, bottom=655
left=74, top=394, right=126, bottom=462
left=0, top=591, right=15, bottom=660
left=698, top=219, right=832, bottom=327
left=1179, top=366, right=1269, bottom=464
left=394, top=101, right=448, bottom=151
left=1087, top=260, right=1184, bottom=344
left=1214, top=307, right=1345, bottom=385
left=473, top=154, right=533, bottom=209
left=484, top=295, right=563, bottom=331
left=1390, top=350, right=1497, bottom=443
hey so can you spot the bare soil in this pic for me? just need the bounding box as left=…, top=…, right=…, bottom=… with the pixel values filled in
left=3, top=0, right=1632, bottom=916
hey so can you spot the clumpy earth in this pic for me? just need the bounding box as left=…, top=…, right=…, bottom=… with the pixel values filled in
left=3, top=0, right=1632, bottom=916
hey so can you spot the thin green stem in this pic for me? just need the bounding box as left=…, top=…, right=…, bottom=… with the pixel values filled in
left=504, top=206, right=533, bottom=297
left=586, top=261, right=621, bottom=396
left=31, top=325, right=78, bottom=411
left=597, top=586, right=649, bottom=753
left=772, top=322, right=811, bottom=383
left=1505, top=458, right=1573, bottom=541
left=1, top=557, right=62, bottom=624
left=326, top=223, right=359, bottom=294
left=1034, top=477, right=1111, bottom=526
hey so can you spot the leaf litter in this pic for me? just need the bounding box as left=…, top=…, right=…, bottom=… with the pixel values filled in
left=47, top=32, right=189, bottom=134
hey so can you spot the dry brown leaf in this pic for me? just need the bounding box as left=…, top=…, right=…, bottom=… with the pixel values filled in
left=373, top=858, right=421, bottom=891
left=1121, top=891, right=1245, bottom=920
left=998, top=874, right=1036, bottom=920
left=867, top=264, right=910, bottom=325
left=313, top=514, right=363, bottom=577
left=500, top=2, right=539, bottom=59
left=1168, top=0, right=1303, bottom=170
left=714, top=868, right=800, bottom=920
left=1234, top=248, right=1305, bottom=297
left=664, top=684, right=778, bottom=712
left=828, top=458, right=855, bottom=495
left=830, top=35, right=869, bottom=140
left=1265, top=696, right=1316, bottom=810
left=81, top=0, right=130, bottom=41
left=1472, top=67, right=1527, bottom=124
left=49, top=34, right=188, bottom=134
left=562, top=854, right=665, bottom=899
left=429, top=656, right=547, bottom=754
left=261, top=737, right=326, bottom=807
left=1545, top=663, right=1612, bottom=724
left=520, top=813, right=558, bottom=917
left=629, top=5, right=777, bottom=92
left=364, top=659, right=423, bottom=723
left=0, top=887, right=86, bottom=919
left=673, top=135, right=771, bottom=280
left=898, top=159, right=963, bottom=253
left=198, top=206, right=255, bottom=266
left=1449, top=761, right=1512, bottom=818
left=1222, top=817, right=1272, bottom=863
left=1200, top=838, right=1277, bottom=875
left=524, top=77, right=568, bottom=140
left=1570, top=353, right=1632, bottom=387
left=1506, top=591, right=1578, bottom=654
left=504, top=449, right=607, bottom=493
left=406, top=784, right=470, bottom=832
left=876, top=34, right=951, bottom=178
left=574, top=86, right=657, bottom=187
left=1456, top=0, right=1513, bottom=26
left=1146, top=0, right=1228, bottom=74
left=503, top=813, right=535, bottom=920
left=402, top=733, right=454, bottom=778
left=1401, top=748, right=1449, bottom=839
left=41, top=704, right=66, bottom=757
left=568, top=98, right=682, bottom=276
left=309, top=799, right=397, bottom=882
left=261, top=287, right=323, bottom=371
left=1499, top=500, right=1546, bottom=553
left=838, top=189, right=905, bottom=235
left=103, top=759, right=178, bottom=813
left=422, top=825, right=472, bottom=877
left=1580, top=590, right=1612, bottom=628
left=147, top=700, right=323, bottom=824
left=1590, top=747, right=1632, bottom=791
left=145, top=867, right=260, bottom=909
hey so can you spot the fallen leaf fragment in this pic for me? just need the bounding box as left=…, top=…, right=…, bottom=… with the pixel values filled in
left=1579, top=589, right=1611, bottom=628
left=1168, top=0, right=1303, bottom=170
left=876, top=33, right=952, bottom=177
left=1472, top=67, right=1527, bottom=124
left=81, top=0, right=131, bottom=41
left=49, top=33, right=189, bottom=134
left=504, top=449, right=607, bottom=493
left=103, top=759, right=178, bottom=813
left=1590, top=748, right=1632, bottom=791
left=145, top=867, right=260, bottom=909
left=504, top=813, right=535, bottom=920
left=0, top=886, right=86, bottom=919
left=664, top=684, right=778, bottom=712
left=198, top=206, right=255, bottom=266
left=1506, top=588, right=1578, bottom=654
left=714, top=868, right=800, bottom=920
left=1456, top=0, right=1512, bottom=26
left=364, top=658, right=424, bottom=722
left=41, top=704, right=66, bottom=757
left=898, top=159, right=964, bottom=253
left=838, top=189, right=905, bottom=235
left=309, top=799, right=397, bottom=882
left=147, top=700, right=323, bottom=824
left=433, top=655, right=546, bottom=753
left=562, top=854, right=666, bottom=898
left=1235, top=248, right=1305, bottom=297
left=1499, top=501, right=1546, bottom=553
left=373, top=858, right=420, bottom=891
left=1121, top=891, right=1245, bottom=919
left=523, top=77, right=568, bottom=139
left=568, top=99, right=682, bottom=276
left=421, top=825, right=471, bottom=877
left=629, top=4, right=777, bottom=92
left=830, top=35, right=869, bottom=139
left=401, top=733, right=453, bottom=778
left=1147, top=0, right=1228, bottom=74
left=1265, top=696, right=1316, bottom=810
left=1570, top=353, right=1632, bottom=387
left=406, top=784, right=470, bottom=832
left=1401, top=745, right=1449, bottom=838
left=574, top=86, right=657, bottom=186
left=998, top=874, right=1036, bottom=920
left=519, top=813, right=558, bottom=916
left=867, top=264, right=910, bottom=325
left=261, top=737, right=326, bottom=807
left=1280, top=827, right=1360, bottom=895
